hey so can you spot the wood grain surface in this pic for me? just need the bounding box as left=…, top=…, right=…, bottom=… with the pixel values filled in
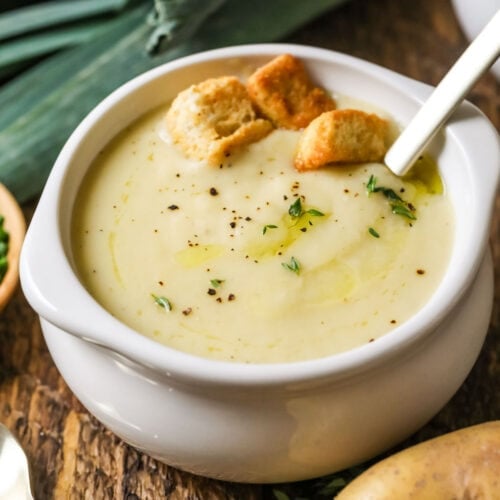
left=0, top=0, right=498, bottom=498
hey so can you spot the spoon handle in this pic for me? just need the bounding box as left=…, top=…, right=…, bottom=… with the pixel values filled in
left=385, top=8, right=500, bottom=176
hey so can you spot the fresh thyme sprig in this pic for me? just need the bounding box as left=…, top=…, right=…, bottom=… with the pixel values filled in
left=288, top=198, right=325, bottom=219
left=282, top=256, right=300, bottom=274
left=366, top=175, right=416, bottom=221
left=151, top=293, right=172, bottom=311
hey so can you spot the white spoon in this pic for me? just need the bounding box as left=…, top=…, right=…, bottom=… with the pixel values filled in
left=0, top=424, right=33, bottom=500
left=385, top=8, right=500, bottom=176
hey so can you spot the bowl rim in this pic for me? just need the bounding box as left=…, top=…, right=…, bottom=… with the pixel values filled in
left=20, top=43, right=500, bottom=387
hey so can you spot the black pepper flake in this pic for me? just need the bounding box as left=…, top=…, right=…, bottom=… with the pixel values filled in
left=245, top=216, right=252, bottom=221
left=216, top=297, right=222, bottom=303
left=158, top=281, right=164, bottom=286
left=229, top=222, right=236, bottom=228
left=369, top=338, right=375, bottom=342
left=209, top=187, right=218, bottom=196
left=182, top=308, right=192, bottom=316
left=228, top=294, right=236, bottom=301
left=416, top=269, right=426, bottom=275
left=168, top=205, right=179, bottom=210
left=390, top=319, right=397, bottom=324
left=300, top=227, right=307, bottom=232
left=207, top=288, right=216, bottom=295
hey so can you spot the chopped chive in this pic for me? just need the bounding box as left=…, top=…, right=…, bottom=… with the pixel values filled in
left=151, top=293, right=172, bottom=311
left=368, top=227, right=380, bottom=238
left=0, top=214, right=9, bottom=283
left=0, top=256, right=7, bottom=282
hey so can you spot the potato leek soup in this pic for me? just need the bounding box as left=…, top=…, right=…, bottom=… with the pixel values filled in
left=72, top=105, right=453, bottom=364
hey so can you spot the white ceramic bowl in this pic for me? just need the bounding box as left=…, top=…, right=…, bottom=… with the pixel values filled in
left=20, top=44, right=499, bottom=483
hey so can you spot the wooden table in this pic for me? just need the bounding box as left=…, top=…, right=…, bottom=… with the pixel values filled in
left=1, top=0, right=498, bottom=498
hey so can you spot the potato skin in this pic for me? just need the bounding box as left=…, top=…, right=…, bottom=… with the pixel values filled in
left=336, top=421, right=500, bottom=500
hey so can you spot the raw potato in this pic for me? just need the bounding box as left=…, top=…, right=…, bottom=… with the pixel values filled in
left=336, top=421, right=500, bottom=500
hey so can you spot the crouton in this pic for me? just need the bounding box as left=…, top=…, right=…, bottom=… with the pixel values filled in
left=247, top=54, right=336, bottom=130
left=294, top=109, right=390, bottom=171
left=166, top=76, right=273, bottom=165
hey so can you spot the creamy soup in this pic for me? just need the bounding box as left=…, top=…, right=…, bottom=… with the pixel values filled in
left=72, top=103, right=453, bottom=363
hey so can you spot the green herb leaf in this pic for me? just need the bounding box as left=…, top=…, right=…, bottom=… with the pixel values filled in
left=151, top=293, right=172, bottom=311
left=0, top=256, right=7, bottom=283
left=272, top=489, right=291, bottom=500
left=282, top=256, right=300, bottom=274
left=288, top=198, right=303, bottom=218
left=262, top=224, right=278, bottom=234
left=380, top=187, right=403, bottom=202
left=366, top=174, right=378, bottom=193
left=319, top=476, right=348, bottom=496
left=366, top=175, right=417, bottom=221
left=368, top=227, right=380, bottom=238
left=288, top=198, right=325, bottom=220
left=306, top=208, right=324, bottom=216
left=210, top=278, right=224, bottom=288
left=391, top=203, right=417, bottom=220
left=0, top=215, right=9, bottom=284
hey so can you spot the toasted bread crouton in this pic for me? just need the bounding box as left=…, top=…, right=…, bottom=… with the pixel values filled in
left=247, top=54, right=335, bottom=130
left=294, top=109, right=389, bottom=171
left=166, top=76, right=273, bottom=165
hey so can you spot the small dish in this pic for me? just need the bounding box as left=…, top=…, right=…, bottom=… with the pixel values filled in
left=0, top=183, right=25, bottom=312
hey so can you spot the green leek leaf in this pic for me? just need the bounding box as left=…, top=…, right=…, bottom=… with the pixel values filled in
left=0, top=0, right=130, bottom=41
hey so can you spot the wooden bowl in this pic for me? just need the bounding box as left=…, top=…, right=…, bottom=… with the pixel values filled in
left=0, top=183, right=26, bottom=311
